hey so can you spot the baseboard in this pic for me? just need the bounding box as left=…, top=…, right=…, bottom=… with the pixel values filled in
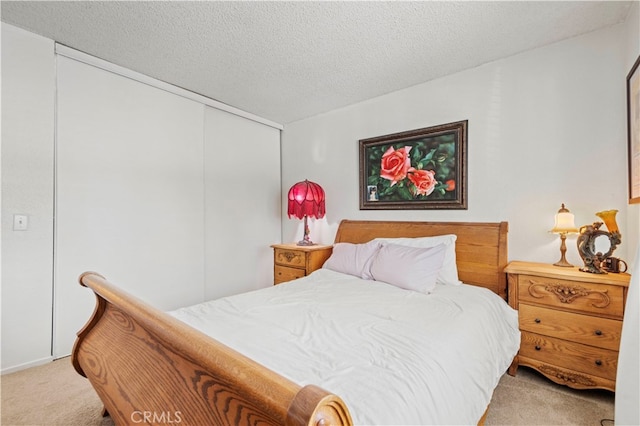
left=1, top=356, right=53, bottom=375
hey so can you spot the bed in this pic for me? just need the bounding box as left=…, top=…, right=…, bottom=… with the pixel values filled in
left=72, top=219, right=518, bottom=425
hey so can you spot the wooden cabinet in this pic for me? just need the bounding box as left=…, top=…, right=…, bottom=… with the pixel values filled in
left=271, top=244, right=333, bottom=285
left=505, top=261, right=630, bottom=392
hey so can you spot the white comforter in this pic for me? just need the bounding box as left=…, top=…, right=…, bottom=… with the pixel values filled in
left=170, top=268, right=520, bottom=425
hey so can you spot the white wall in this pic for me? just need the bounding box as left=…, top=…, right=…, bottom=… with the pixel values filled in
left=282, top=23, right=636, bottom=269
left=1, top=24, right=55, bottom=372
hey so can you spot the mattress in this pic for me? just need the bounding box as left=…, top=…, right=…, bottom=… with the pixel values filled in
left=170, top=268, right=520, bottom=425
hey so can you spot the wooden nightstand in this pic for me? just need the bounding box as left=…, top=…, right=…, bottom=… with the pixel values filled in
left=505, top=261, right=630, bottom=392
left=271, top=244, right=333, bottom=285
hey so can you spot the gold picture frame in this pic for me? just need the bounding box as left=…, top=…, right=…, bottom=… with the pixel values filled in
left=628, top=55, right=640, bottom=204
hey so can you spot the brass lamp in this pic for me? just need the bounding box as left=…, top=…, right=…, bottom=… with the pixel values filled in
left=550, top=203, right=579, bottom=267
left=577, top=209, right=622, bottom=274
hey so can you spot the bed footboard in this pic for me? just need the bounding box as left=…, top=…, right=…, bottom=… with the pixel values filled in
left=72, top=272, right=352, bottom=426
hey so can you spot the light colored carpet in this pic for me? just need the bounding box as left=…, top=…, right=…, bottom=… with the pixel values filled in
left=487, top=367, right=614, bottom=425
left=1, top=357, right=614, bottom=425
left=1, top=358, right=113, bottom=426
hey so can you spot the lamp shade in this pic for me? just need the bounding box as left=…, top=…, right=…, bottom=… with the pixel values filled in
left=596, top=209, right=619, bottom=234
left=551, top=203, right=578, bottom=234
left=287, top=180, right=326, bottom=219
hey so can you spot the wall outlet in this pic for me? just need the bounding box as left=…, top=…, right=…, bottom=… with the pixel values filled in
left=13, top=214, right=28, bottom=231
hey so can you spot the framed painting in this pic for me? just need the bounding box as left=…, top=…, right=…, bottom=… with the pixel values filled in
left=359, top=120, right=467, bottom=210
left=628, top=55, right=640, bottom=204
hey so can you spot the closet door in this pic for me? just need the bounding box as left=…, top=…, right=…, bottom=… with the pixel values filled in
left=204, top=107, right=281, bottom=299
left=54, top=56, right=205, bottom=357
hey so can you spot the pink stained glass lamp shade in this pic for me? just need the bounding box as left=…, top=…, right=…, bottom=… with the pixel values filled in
left=287, top=180, right=325, bottom=245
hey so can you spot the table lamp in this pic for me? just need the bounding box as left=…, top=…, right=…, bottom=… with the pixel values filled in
left=287, top=180, right=325, bottom=246
left=550, top=203, right=579, bottom=267
left=576, top=209, right=622, bottom=274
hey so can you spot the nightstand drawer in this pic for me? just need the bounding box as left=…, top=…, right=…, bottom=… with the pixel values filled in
left=520, top=332, right=618, bottom=380
left=518, top=275, right=624, bottom=319
left=274, top=265, right=305, bottom=284
left=274, top=248, right=306, bottom=268
left=271, top=244, right=333, bottom=285
left=519, top=304, right=622, bottom=351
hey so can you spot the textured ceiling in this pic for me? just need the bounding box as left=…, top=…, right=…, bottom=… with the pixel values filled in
left=1, top=1, right=634, bottom=124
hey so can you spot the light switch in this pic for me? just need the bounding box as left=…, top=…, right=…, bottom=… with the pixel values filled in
left=13, top=214, right=28, bottom=231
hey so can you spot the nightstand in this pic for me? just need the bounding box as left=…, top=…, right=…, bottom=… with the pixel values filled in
left=271, top=244, right=333, bottom=285
left=505, top=261, right=630, bottom=392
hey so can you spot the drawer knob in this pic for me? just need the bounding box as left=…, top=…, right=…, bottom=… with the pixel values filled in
left=595, top=360, right=602, bottom=366
left=534, top=318, right=541, bottom=324
left=595, top=330, right=602, bottom=336
left=535, top=345, right=541, bottom=351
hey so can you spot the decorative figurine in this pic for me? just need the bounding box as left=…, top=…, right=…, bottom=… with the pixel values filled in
left=577, top=210, right=621, bottom=274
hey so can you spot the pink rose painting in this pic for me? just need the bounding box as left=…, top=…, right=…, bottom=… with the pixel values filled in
left=359, top=121, right=467, bottom=210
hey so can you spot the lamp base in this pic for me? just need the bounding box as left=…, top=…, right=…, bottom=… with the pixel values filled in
left=553, top=233, right=573, bottom=267
left=296, top=215, right=317, bottom=246
left=553, top=258, right=574, bottom=267
left=576, top=225, right=621, bottom=274
left=579, top=264, right=607, bottom=274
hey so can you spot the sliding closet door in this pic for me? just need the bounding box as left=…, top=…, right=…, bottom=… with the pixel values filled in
left=204, top=107, right=281, bottom=299
left=54, top=56, right=205, bottom=357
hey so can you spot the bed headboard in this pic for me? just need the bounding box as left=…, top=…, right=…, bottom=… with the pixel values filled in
left=334, top=220, right=509, bottom=299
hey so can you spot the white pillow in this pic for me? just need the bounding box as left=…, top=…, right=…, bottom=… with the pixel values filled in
left=369, top=243, right=447, bottom=294
left=373, top=234, right=461, bottom=285
left=322, top=240, right=382, bottom=279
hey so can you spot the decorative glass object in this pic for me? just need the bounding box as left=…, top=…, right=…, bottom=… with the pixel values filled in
left=577, top=209, right=621, bottom=274
left=596, top=210, right=619, bottom=233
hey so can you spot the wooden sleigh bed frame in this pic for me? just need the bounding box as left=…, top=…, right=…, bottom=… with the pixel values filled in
left=72, top=220, right=509, bottom=425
